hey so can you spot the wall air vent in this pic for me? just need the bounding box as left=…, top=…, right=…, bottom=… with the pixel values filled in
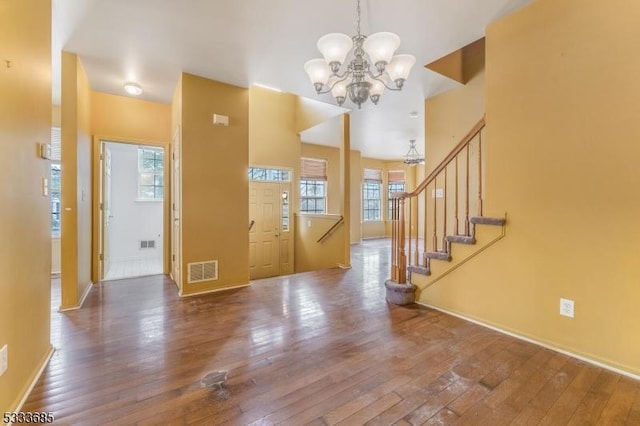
left=188, top=260, right=218, bottom=283
left=140, top=240, right=156, bottom=249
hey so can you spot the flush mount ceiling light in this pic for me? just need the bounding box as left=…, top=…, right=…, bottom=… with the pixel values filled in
left=304, top=0, right=416, bottom=109
left=404, top=139, right=424, bottom=166
left=124, top=82, right=142, bottom=96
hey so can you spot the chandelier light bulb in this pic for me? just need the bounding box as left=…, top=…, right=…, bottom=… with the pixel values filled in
left=317, top=33, right=353, bottom=69
left=363, top=32, right=400, bottom=69
left=387, top=54, right=416, bottom=86
left=329, top=76, right=349, bottom=106
left=304, top=59, right=331, bottom=91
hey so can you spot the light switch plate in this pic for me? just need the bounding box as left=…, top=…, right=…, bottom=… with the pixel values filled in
left=0, top=345, right=7, bottom=376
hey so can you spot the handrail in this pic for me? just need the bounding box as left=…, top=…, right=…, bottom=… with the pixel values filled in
left=317, top=216, right=344, bottom=243
left=401, top=116, right=485, bottom=199
left=389, top=116, right=486, bottom=285
left=248, top=220, right=255, bottom=231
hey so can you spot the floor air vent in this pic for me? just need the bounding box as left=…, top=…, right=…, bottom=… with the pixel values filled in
left=188, top=260, right=218, bottom=283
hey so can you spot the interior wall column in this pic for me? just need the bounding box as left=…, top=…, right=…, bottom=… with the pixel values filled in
left=339, top=113, right=351, bottom=268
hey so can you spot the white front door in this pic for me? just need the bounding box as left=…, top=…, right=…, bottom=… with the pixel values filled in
left=171, top=128, right=181, bottom=288
left=249, top=181, right=281, bottom=279
left=100, top=144, right=113, bottom=279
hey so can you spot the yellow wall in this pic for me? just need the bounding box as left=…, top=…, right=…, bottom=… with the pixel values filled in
left=91, top=92, right=171, bottom=142
left=0, top=0, right=53, bottom=413
left=349, top=150, right=362, bottom=244
left=60, top=52, right=93, bottom=310
left=425, top=70, right=485, bottom=173
left=90, top=92, right=172, bottom=281
left=421, top=0, right=640, bottom=375
left=295, top=96, right=345, bottom=134
left=179, top=73, right=249, bottom=295
left=294, top=214, right=346, bottom=272
left=299, top=139, right=361, bottom=251
left=249, top=86, right=300, bottom=178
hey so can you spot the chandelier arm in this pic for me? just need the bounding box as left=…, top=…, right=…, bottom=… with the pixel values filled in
left=366, top=72, right=402, bottom=91
left=315, top=74, right=352, bottom=95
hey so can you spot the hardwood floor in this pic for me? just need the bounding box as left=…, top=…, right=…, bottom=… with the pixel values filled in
left=28, top=240, right=640, bottom=425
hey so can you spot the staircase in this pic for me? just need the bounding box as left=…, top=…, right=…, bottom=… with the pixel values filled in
left=386, top=116, right=506, bottom=305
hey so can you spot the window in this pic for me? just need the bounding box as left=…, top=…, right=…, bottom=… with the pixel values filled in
left=138, top=147, right=164, bottom=200
left=248, top=167, right=290, bottom=182
left=51, top=127, right=61, bottom=237
left=388, top=170, right=406, bottom=219
left=300, top=158, right=327, bottom=214
left=363, top=168, right=382, bottom=221
left=51, top=164, right=61, bottom=237
left=300, top=180, right=326, bottom=213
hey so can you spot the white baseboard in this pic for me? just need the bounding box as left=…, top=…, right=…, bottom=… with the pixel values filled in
left=179, top=282, right=250, bottom=298
left=59, top=281, right=93, bottom=312
left=416, top=301, right=640, bottom=382
left=11, top=345, right=55, bottom=423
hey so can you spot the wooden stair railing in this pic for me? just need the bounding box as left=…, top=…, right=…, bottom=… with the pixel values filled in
left=317, top=216, right=344, bottom=243
left=390, top=116, right=495, bottom=286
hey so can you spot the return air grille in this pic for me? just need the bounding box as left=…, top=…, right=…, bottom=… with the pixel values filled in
left=140, top=240, right=156, bottom=249
left=188, top=260, right=218, bottom=283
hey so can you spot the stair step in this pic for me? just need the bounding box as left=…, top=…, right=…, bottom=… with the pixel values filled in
left=425, top=251, right=452, bottom=261
left=470, top=216, right=506, bottom=226
left=407, top=265, right=430, bottom=276
left=446, top=235, right=476, bottom=245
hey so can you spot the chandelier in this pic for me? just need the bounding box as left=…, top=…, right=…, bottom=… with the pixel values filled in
left=404, top=139, right=424, bottom=165
left=304, top=0, right=416, bottom=109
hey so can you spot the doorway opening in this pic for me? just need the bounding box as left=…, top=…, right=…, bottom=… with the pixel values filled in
left=99, top=141, right=165, bottom=280
left=248, top=167, right=293, bottom=280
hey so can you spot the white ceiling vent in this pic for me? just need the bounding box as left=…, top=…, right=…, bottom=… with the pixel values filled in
left=188, top=260, right=218, bottom=283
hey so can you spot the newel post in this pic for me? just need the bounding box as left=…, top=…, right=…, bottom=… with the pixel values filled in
left=385, top=194, right=417, bottom=305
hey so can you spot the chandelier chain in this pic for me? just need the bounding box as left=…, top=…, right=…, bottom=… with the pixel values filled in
left=356, top=0, right=361, bottom=36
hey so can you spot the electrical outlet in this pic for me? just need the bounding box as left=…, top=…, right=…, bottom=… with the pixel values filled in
left=432, top=188, right=444, bottom=198
left=0, top=345, right=7, bottom=376
left=560, top=298, right=574, bottom=318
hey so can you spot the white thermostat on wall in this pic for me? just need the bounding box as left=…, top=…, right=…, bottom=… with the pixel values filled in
left=38, top=142, right=51, bottom=159
left=213, top=113, right=229, bottom=126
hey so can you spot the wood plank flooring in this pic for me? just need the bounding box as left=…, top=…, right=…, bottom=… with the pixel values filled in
left=26, top=239, right=640, bottom=425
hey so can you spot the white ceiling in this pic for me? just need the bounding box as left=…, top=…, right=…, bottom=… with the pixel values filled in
left=52, top=0, right=531, bottom=160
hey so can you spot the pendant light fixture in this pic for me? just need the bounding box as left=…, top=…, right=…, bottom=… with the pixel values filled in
left=304, top=0, right=416, bottom=109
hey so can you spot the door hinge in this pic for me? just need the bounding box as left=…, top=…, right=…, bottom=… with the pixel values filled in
left=172, top=254, right=175, bottom=261
left=100, top=202, right=104, bottom=211
left=99, top=253, right=104, bottom=261
left=100, top=154, right=104, bottom=160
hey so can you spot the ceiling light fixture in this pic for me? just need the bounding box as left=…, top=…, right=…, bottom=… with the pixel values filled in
left=124, top=82, right=142, bottom=96
left=304, top=0, right=416, bottom=109
left=404, top=139, right=424, bottom=166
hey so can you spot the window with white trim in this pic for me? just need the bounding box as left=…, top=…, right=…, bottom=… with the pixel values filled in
left=138, top=147, right=164, bottom=200
left=388, top=170, right=406, bottom=220
left=248, top=167, right=291, bottom=182
left=51, top=127, right=61, bottom=237
left=300, top=158, right=327, bottom=214
left=363, top=168, right=382, bottom=221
